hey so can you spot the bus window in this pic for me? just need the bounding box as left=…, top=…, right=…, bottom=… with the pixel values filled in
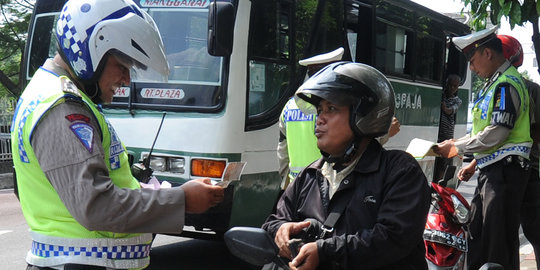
left=26, top=13, right=59, bottom=80
left=446, top=38, right=468, bottom=84
left=375, top=22, right=414, bottom=76
left=306, top=1, right=345, bottom=58
left=415, top=16, right=444, bottom=82
left=247, top=0, right=292, bottom=118
left=416, top=33, right=444, bottom=82
left=246, top=0, right=346, bottom=124
left=346, top=1, right=374, bottom=65
left=248, top=60, right=289, bottom=115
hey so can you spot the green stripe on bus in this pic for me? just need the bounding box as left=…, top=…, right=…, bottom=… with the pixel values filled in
left=392, top=81, right=469, bottom=126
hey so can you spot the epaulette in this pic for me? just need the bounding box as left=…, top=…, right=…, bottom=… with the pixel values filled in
left=60, top=76, right=82, bottom=97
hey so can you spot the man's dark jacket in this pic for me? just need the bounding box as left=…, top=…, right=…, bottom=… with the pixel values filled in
left=262, top=140, right=431, bottom=269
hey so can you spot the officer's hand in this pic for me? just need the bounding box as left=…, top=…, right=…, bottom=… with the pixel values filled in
left=458, top=160, right=476, bottom=182
left=275, top=221, right=311, bottom=259
left=434, top=140, right=458, bottom=158
left=182, top=178, right=224, bottom=214
left=289, top=242, right=319, bottom=270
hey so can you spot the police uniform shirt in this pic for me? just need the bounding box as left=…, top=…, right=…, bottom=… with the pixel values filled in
left=31, top=59, right=187, bottom=233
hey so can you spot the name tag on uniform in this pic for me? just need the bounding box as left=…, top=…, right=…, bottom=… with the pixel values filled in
left=284, top=109, right=314, bottom=122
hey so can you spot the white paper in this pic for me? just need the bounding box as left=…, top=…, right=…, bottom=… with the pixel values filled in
left=140, top=176, right=171, bottom=189
left=215, top=162, right=247, bottom=188
left=405, top=138, right=438, bottom=159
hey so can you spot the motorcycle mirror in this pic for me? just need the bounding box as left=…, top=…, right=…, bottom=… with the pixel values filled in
left=224, top=227, right=279, bottom=266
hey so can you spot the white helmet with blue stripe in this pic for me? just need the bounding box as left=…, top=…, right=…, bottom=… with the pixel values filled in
left=56, top=0, right=169, bottom=83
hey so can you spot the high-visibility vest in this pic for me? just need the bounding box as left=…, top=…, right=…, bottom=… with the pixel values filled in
left=282, top=98, right=321, bottom=180
left=11, top=67, right=151, bottom=269
left=471, top=66, right=532, bottom=168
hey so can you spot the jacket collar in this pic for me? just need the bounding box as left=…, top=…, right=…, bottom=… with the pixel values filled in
left=352, top=139, right=382, bottom=173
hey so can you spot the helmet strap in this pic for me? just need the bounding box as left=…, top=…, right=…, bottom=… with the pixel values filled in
left=350, top=105, right=363, bottom=138
left=82, top=81, right=103, bottom=104
left=321, top=140, right=358, bottom=171
left=83, top=54, right=110, bottom=104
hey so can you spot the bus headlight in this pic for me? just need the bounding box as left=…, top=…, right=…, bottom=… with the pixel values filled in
left=169, top=158, right=185, bottom=173
left=142, top=154, right=185, bottom=174
left=149, top=156, right=166, bottom=172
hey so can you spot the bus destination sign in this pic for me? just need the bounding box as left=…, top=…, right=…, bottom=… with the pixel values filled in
left=141, top=88, right=185, bottom=100
left=140, top=0, right=210, bottom=8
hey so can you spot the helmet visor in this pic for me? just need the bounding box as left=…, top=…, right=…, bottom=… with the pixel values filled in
left=112, top=49, right=169, bottom=83
left=131, top=64, right=169, bottom=83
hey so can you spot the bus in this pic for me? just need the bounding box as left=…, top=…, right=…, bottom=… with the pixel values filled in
left=20, top=0, right=471, bottom=238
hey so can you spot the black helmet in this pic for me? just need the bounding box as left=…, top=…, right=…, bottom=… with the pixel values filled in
left=296, top=62, right=395, bottom=138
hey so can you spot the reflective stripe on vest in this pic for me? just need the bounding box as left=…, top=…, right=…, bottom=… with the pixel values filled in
left=12, top=68, right=148, bottom=269
left=471, top=66, right=532, bottom=168
left=28, top=232, right=152, bottom=269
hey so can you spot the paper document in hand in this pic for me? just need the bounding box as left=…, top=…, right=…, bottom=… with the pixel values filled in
left=406, top=138, right=438, bottom=159
left=216, top=162, right=247, bottom=188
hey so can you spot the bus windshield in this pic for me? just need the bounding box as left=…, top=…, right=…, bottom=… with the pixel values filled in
left=148, top=8, right=222, bottom=85
left=111, top=6, right=225, bottom=111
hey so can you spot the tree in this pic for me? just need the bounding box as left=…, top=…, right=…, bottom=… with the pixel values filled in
left=461, top=0, right=540, bottom=75
left=0, top=0, right=33, bottom=99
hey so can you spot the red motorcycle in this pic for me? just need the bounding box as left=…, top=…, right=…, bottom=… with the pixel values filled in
left=424, top=167, right=470, bottom=270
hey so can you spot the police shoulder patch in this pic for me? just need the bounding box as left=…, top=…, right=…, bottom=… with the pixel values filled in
left=70, top=122, right=94, bottom=153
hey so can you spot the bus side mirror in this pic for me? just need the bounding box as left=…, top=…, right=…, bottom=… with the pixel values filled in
left=207, top=0, right=235, bottom=57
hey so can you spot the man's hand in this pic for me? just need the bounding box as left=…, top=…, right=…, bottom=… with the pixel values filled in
left=289, top=242, right=319, bottom=270
left=434, top=140, right=459, bottom=158
left=275, top=221, right=311, bottom=259
left=387, top=117, right=401, bottom=138
left=181, top=178, right=224, bottom=213
left=458, top=159, right=476, bottom=182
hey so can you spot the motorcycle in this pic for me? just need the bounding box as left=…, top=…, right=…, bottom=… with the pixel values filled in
left=424, top=166, right=471, bottom=270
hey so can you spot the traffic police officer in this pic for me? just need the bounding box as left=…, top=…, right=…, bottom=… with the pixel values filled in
left=435, top=26, right=532, bottom=270
left=278, top=48, right=344, bottom=188
left=11, top=0, right=224, bottom=269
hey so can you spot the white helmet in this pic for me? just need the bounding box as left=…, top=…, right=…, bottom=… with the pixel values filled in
left=56, top=0, right=169, bottom=83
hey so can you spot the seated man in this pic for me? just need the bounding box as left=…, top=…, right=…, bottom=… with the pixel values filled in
left=262, top=62, right=431, bottom=270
